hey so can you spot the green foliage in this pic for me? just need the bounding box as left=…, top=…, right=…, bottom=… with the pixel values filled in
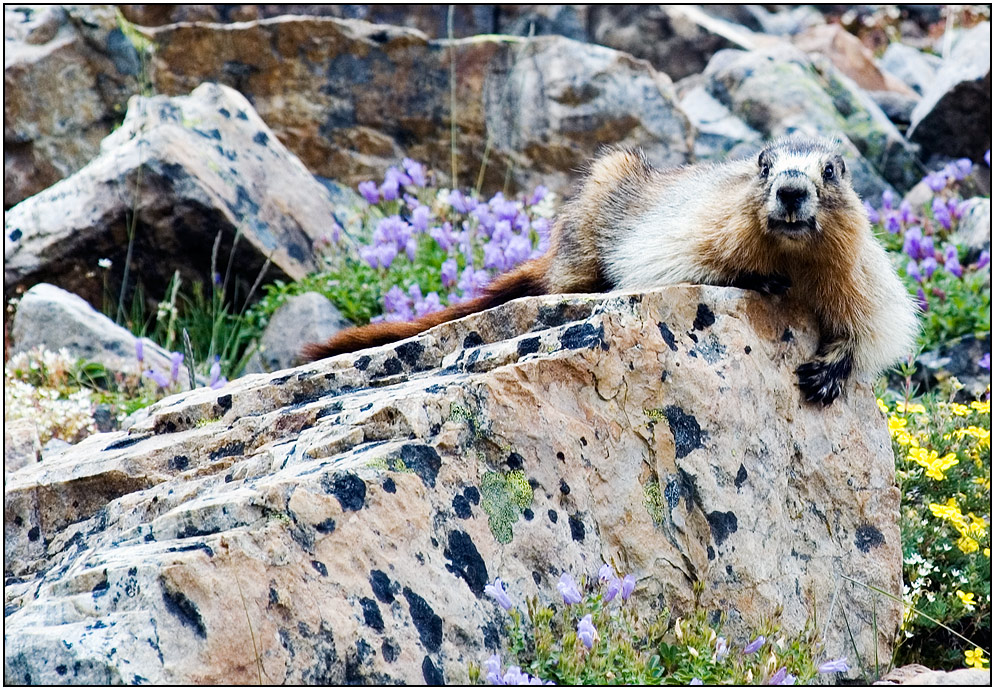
left=879, top=389, right=992, bottom=671
left=475, top=574, right=831, bottom=685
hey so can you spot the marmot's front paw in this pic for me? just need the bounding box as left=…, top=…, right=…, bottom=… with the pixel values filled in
left=796, top=358, right=848, bottom=405
left=732, top=271, right=792, bottom=296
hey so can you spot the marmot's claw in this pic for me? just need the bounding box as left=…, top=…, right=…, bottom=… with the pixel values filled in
left=796, top=359, right=844, bottom=405
left=758, top=274, right=792, bottom=296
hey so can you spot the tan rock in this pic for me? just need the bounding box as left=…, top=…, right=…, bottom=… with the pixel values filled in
left=875, top=664, right=992, bottom=685
left=794, top=24, right=917, bottom=96
left=4, top=286, right=901, bottom=683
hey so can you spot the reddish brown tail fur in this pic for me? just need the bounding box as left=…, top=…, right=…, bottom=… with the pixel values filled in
left=300, top=257, right=551, bottom=361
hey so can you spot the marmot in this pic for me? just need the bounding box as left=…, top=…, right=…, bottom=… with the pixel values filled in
left=302, top=137, right=919, bottom=405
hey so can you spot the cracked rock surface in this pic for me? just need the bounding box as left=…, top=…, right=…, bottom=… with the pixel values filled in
left=4, top=285, right=901, bottom=684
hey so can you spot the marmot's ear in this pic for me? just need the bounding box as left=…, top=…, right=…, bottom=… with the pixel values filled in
left=835, top=154, right=846, bottom=177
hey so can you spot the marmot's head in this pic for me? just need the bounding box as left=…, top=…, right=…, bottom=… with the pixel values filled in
left=755, top=137, right=859, bottom=247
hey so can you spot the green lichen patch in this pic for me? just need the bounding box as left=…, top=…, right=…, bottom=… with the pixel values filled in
left=643, top=480, right=666, bottom=528
left=480, top=469, right=533, bottom=544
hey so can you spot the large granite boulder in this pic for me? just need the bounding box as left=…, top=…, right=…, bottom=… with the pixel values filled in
left=4, top=285, right=901, bottom=684
left=3, top=5, right=144, bottom=208
left=138, top=15, right=693, bottom=198
left=4, top=83, right=343, bottom=309
left=907, top=22, right=992, bottom=161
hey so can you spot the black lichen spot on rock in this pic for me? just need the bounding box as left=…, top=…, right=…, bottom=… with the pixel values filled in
left=13, top=516, right=22, bottom=527
left=463, top=332, right=484, bottom=348
left=664, top=406, right=703, bottom=459
left=693, top=303, right=716, bottom=330
left=271, top=374, right=293, bottom=385
left=360, top=597, right=384, bottom=632
left=55, top=665, right=67, bottom=676
left=381, top=357, right=403, bottom=376
left=218, top=107, right=230, bottom=118
left=781, top=328, right=794, bottom=343
left=560, top=322, right=607, bottom=351
left=523, top=508, right=534, bottom=521
left=707, top=511, right=738, bottom=546
left=661, top=370, right=669, bottom=382
left=532, top=571, right=541, bottom=586
left=253, top=131, right=269, bottom=146
left=517, top=337, right=540, bottom=356
left=382, top=477, right=396, bottom=493
left=465, top=349, right=481, bottom=370
left=311, top=560, right=328, bottom=576
left=27, top=526, right=39, bottom=542
left=735, top=464, right=748, bottom=489
left=91, top=577, right=109, bottom=597
left=443, top=530, right=488, bottom=596
left=452, top=494, right=472, bottom=519
left=370, top=570, right=395, bottom=604
left=657, top=322, right=678, bottom=351
left=463, top=486, right=480, bottom=505
left=854, top=524, right=885, bottom=553
left=382, top=638, right=399, bottom=663
left=315, top=518, right=336, bottom=533
left=104, top=434, right=149, bottom=451
left=506, top=452, right=524, bottom=470
left=9, top=228, right=22, bottom=242
left=559, top=479, right=570, bottom=495
left=354, top=355, right=371, bottom=371
left=169, top=455, right=190, bottom=471
left=209, top=441, right=245, bottom=461
left=707, top=545, right=715, bottom=560
left=568, top=514, right=585, bottom=542
left=744, top=345, right=752, bottom=354
left=547, top=509, right=558, bottom=523
left=216, top=394, right=233, bottom=412
left=403, top=587, right=443, bottom=652
left=400, top=444, right=442, bottom=488
left=422, top=655, right=444, bottom=684
left=324, top=473, right=366, bottom=511
left=359, top=402, right=373, bottom=412
left=161, top=583, right=207, bottom=638
left=395, top=341, right=424, bottom=367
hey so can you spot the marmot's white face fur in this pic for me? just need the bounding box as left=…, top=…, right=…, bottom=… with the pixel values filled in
left=757, top=138, right=849, bottom=246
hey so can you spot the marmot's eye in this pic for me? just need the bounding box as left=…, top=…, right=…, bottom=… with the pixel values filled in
left=823, top=162, right=835, bottom=181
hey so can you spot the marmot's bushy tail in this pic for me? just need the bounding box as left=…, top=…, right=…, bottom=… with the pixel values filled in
left=300, top=257, right=551, bottom=361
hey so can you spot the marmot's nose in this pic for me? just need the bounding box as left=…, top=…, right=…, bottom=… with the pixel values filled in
left=777, top=185, right=808, bottom=212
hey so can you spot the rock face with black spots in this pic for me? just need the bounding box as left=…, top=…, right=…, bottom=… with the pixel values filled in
left=4, top=82, right=348, bottom=308
left=3, top=285, right=901, bottom=683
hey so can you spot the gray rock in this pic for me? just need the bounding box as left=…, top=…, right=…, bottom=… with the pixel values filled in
left=879, top=42, right=943, bottom=96
left=867, top=90, right=920, bottom=129
left=911, top=333, right=992, bottom=402
left=875, top=664, right=991, bottom=685
left=908, top=22, right=992, bottom=160
left=678, top=84, right=762, bottom=159
left=243, top=292, right=350, bottom=374
left=4, top=285, right=901, bottom=683
left=3, top=5, right=142, bottom=207
left=952, top=197, right=992, bottom=260
left=5, top=82, right=341, bottom=309
left=10, top=283, right=191, bottom=386
left=3, top=419, right=41, bottom=474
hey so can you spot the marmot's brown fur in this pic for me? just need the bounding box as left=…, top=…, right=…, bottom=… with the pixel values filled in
left=302, top=137, right=919, bottom=405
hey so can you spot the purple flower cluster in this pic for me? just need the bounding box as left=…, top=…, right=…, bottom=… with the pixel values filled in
left=817, top=657, right=850, bottom=674
left=485, top=578, right=513, bottom=611
left=923, top=157, right=974, bottom=193
left=484, top=654, right=553, bottom=686
left=135, top=339, right=226, bottom=392
left=597, top=563, right=635, bottom=603
left=355, top=160, right=553, bottom=322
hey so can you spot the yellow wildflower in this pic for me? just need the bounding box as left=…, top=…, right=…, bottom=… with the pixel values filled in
left=957, top=534, right=980, bottom=554
left=967, top=513, right=988, bottom=539
left=896, top=401, right=926, bottom=415
left=970, top=399, right=990, bottom=414
left=985, top=548, right=991, bottom=558
left=956, top=590, right=977, bottom=608
left=888, top=415, right=908, bottom=436
left=965, top=647, right=989, bottom=670
left=876, top=398, right=889, bottom=414
left=950, top=403, right=972, bottom=416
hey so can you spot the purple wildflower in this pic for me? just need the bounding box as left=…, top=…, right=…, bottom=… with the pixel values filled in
left=921, top=256, right=938, bottom=279
left=817, top=657, right=850, bottom=674
left=916, top=287, right=928, bottom=312
left=330, top=221, right=343, bottom=245
left=903, top=226, right=923, bottom=259
left=144, top=368, right=170, bottom=389
left=484, top=578, right=513, bottom=611
left=715, top=637, right=729, bottom=662
left=505, top=233, right=532, bottom=267
left=923, top=170, right=947, bottom=192
left=472, top=204, right=496, bottom=235
left=485, top=654, right=503, bottom=684
left=209, top=358, right=227, bottom=390
left=402, top=157, right=428, bottom=187
left=448, top=189, right=477, bottom=214
left=169, top=352, right=184, bottom=383
left=621, top=573, right=636, bottom=601
left=947, top=197, right=965, bottom=220
left=689, top=679, right=703, bottom=686
left=484, top=240, right=509, bottom=271
left=556, top=572, right=582, bottom=605
left=358, top=180, right=380, bottom=204
left=863, top=201, right=880, bottom=224
left=430, top=223, right=457, bottom=252
left=492, top=220, right=513, bottom=245
left=932, top=197, right=952, bottom=230
left=376, top=242, right=398, bottom=269
left=603, top=576, right=622, bottom=603
left=977, top=250, right=990, bottom=270
left=410, top=204, right=431, bottom=233
left=383, top=285, right=413, bottom=321
left=379, top=169, right=402, bottom=201
left=951, top=158, right=973, bottom=181
left=770, top=667, right=796, bottom=685
left=527, top=185, right=548, bottom=207
left=135, top=338, right=145, bottom=364
left=457, top=267, right=491, bottom=299
left=742, top=635, right=765, bottom=655
left=577, top=614, right=596, bottom=650
left=986, top=149, right=991, bottom=167
left=599, top=563, right=614, bottom=582
left=414, top=291, right=442, bottom=317
left=906, top=260, right=923, bottom=283
left=441, top=259, right=459, bottom=288
left=979, top=353, right=991, bottom=371
left=407, top=283, right=423, bottom=304
left=405, top=237, right=418, bottom=261
left=883, top=210, right=901, bottom=233
left=943, top=245, right=963, bottom=278
left=898, top=199, right=916, bottom=224
left=920, top=235, right=935, bottom=260
left=881, top=188, right=895, bottom=210
left=489, top=192, right=519, bottom=221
